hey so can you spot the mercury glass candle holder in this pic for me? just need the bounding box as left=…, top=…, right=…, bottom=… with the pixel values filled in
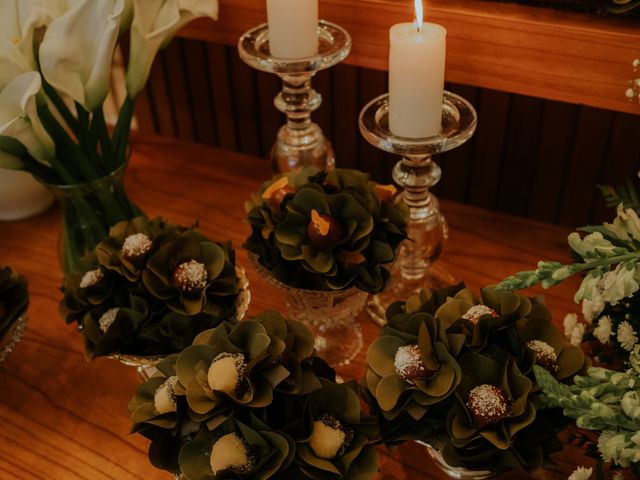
left=238, top=20, right=351, bottom=173
left=359, top=91, right=477, bottom=325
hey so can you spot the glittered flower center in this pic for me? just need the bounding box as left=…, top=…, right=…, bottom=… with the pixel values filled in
left=121, top=233, right=153, bottom=259
left=80, top=268, right=104, bottom=289
left=465, top=384, right=511, bottom=428
left=207, top=353, right=246, bottom=395
left=462, top=305, right=499, bottom=325
left=98, top=308, right=119, bottom=333
left=171, top=260, right=208, bottom=292
left=154, top=375, right=179, bottom=414
left=210, top=432, right=255, bottom=474
left=309, top=413, right=354, bottom=459
left=526, top=340, right=558, bottom=372
left=394, top=344, right=427, bottom=383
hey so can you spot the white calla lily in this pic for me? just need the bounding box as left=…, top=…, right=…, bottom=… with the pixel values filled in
left=0, top=0, right=51, bottom=90
left=39, top=0, right=125, bottom=111
left=0, top=72, right=55, bottom=164
left=126, top=0, right=218, bottom=97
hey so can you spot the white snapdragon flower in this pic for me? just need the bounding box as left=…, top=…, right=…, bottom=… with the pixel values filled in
left=617, top=321, right=638, bottom=351
left=593, top=316, right=613, bottom=344
left=630, top=345, right=640, bottom=374
left=599, top=432, right=631, bottom=467
left=602, top=264, right=640, bottom=306
left=563, top=313, right=586, bottom=346
left=39, top=0, right=127, bottom=111
left=568, top=466, right=592, bottom=480
left=621, top=391, right=640, bottom=420
left=126, top=0, right=218, bottom=97
left=582, top=296, right=605, bottom=323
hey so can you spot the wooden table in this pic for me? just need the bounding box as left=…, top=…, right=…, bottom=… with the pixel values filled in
left=0, top=136, right=590, bottom=479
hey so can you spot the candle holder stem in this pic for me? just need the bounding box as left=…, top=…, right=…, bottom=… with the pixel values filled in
left=271, top=73, right=335, bottom=172
left=393, top=155, right=447, bottom=282
left=238, top=21, right=351, bottom=173
left=359, top=92, right=477, bottom=325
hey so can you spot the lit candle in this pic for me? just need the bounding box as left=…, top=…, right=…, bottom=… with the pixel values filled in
left=389, top=0, right=446, bottom=138
left=266, top=0, right=319, bottom=59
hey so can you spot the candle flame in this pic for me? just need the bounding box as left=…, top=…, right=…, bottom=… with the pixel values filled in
left=414, top=0, right=424, bottom=31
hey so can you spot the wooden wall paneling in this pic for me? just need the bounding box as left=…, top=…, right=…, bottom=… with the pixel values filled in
left=527, top=100, right=579, bottom=223
left=589, top=112, right=640, bottom=224
left=163, top=41, right=197, bottom=141
left=496, top=95, right=545, bottom=216
left=181, top=0, right=640, bottom=115
left=146, top=51, right=178, bottom=137
left=357, top=68, right=387, bottom=181
left=438, top=84, right=479, bottom=202
left=206, top=43, right=237, bottom=150
left=256, top=71, right=283, bottom=159
left=467, top=89, right=511, bottom=210
left=558, top=107, right=614, bottom=227
left=180, top=39, right=217, bottom=146
left=229, top=48, right=261, bottom=156
left=331, top=64, right=359, bottom=169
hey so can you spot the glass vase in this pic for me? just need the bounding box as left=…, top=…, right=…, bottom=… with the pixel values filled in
left=416, top=440, right=495, bottom=479
left=0, top=313, right=28, bottom=363
left=251, top=258, right=367, bottom=367
left=43, top=163, right=143, bottom=273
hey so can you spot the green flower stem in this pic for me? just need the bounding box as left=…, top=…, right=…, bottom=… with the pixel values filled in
left=37, top=102, right=100, bottom=183
left=112, top=96, right=135, bottom=169
left=75, top=103, right=98, bottom=168
left=499, top=253, right=640, bottom=291
left=41, top=79, right=80, bottom=136
left=92, top=107, right=114, bottom=166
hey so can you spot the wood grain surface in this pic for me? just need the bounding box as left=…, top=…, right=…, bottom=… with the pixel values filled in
left=178, top=0, right=640, bottom=115
left=0, top=137, right=598, bottom=479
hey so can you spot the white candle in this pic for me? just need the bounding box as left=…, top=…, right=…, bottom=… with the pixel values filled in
left=389, top=0, right=446, bottom=138
left=267, top=0, right=319, bottom=59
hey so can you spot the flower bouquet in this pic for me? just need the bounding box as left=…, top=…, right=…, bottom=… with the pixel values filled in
left=244, top=167, right=408, bottom=365
left=0, top=266, right=29, bottom=362
left=60, top=217, right=248, bottom=373
left=499, top=186, right=640, bottom=363
left=364, top=285, right=589, bottom=476
left=0, top=0, right=217, bottom=272
left=128, top=311, right=379, bottom=479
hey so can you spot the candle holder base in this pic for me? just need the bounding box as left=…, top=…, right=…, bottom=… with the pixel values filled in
left=367, top=264, right=458, bottom=326
left=239, top=21, right=350, bottom=173
left=359, top=92, right=477, bottom=325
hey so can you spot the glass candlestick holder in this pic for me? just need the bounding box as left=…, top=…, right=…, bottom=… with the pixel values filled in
left=359, top=91, right=477, bottom=325
left=238, top=21, right=351, bottom=173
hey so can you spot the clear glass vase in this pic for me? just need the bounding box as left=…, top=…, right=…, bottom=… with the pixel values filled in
left=0, top=313, right=28, bottom=363
left=251, top=258, right=367, bottom=367
left=416, top=440, right=495, bottom=479
left=43, top=163, right=143, bottom=273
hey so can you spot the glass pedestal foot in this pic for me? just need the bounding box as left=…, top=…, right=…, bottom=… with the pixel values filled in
left=310, top=321, right=363, bottom=368
left=367, top=264, right=457, bottom=326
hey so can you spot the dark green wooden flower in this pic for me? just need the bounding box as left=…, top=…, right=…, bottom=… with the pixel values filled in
left=59, top=253, right=115, bottom=325
left=82, top=294, right=149, bottom=359
left=178, top=415, right=294, bottom=480
left=443, top=350, right=537, bottom=472
left=143, top=230, right=239, bottom=317
left=518, top=298, right=589, bottom=383
left=366, top=305, right=463, bottom=423
left=129, top=354, right=184, bottom=431
left=436, top=287, right=532, bottom=353
left=244, top=168, right=407, bottom=293
left=0, top=266, right=28, bottom=340
left=176, top=321, right=291, bottom=421
left=284, top=383, right=378, bottom=480
left=96, top=217, right=184, bottom=282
